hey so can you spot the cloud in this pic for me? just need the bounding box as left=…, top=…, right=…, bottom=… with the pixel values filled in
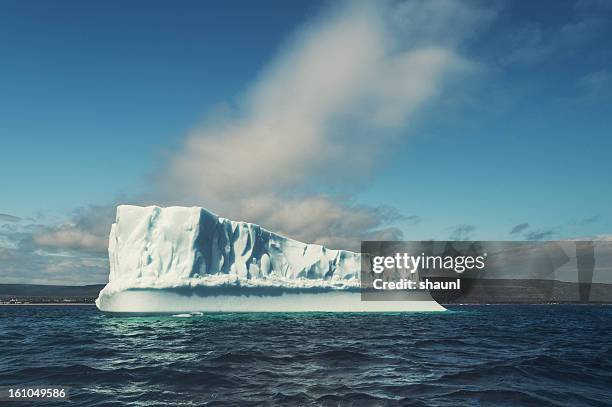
left=30, top=205, right=114, bottom=255
left=524, top=229, right=555, bottom=241
left=159, top=0, right=483, bottom=248
left=1, top=1, right=496, bottom=284
left=0, top=245, right=108, bottom=285
left=510, top=222, right=529, bottom=234
left=33, top=228, right=107, bottom=254
left=233, top=194, right=404, bottom=250
left=449, top=224, right=475, bottom=240
left=0, top=213, right=21, bottom=223
left=0, top=206, right=113, bottom=284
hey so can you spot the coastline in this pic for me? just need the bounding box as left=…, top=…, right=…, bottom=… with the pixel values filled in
left=0, top=303, right=96, bottom=306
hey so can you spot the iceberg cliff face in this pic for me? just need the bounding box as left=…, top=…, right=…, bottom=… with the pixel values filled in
left=97, top=205, right=360, bottom=307
left=96, top=205, right=445, bottom=312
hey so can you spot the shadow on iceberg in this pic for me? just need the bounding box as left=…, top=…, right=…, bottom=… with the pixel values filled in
left=126, top=285, right=361, bottom=297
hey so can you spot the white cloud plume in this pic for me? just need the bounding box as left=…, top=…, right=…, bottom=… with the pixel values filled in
left=159, top=0, right=482, bottom=248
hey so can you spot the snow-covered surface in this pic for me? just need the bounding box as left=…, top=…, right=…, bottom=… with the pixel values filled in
left=96, top=205, right=444, bottom=312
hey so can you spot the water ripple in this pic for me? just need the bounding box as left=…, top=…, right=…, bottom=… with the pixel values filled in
left=0, top=305, right=611, bottom=406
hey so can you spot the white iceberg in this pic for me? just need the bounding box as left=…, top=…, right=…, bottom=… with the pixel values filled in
left=96, top=205, right=444, bottom=312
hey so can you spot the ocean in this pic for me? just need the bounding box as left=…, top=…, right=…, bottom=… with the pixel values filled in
left=1, top=305, right=611, bottom=406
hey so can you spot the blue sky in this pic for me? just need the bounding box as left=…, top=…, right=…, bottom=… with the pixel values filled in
left=1, top=0, right=611, bottom=284
left=1, top=0, right=319, bottom=214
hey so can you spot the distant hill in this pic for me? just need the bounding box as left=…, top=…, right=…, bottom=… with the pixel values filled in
left=0, top=284, right=105, bottom=303
left=428, top=278, right=612, bottom=304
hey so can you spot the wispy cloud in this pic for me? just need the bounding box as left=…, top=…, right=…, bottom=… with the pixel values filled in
left=159, top=0, right=486, bottom=249
left=449, top=224, right=475, bottom=240
left=524, top=229, right=555, bottom=241
left=0, top=213, right=21, bottom=223
left=30, top=205, right=113, bottom=255
left=510, top=222, right=529, bottom=235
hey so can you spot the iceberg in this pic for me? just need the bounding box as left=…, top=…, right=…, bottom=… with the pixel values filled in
left=96, top=205, right=445, bottom=312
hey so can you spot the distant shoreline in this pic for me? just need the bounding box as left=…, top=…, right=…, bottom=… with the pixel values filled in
left=0, top=303, right=96, bottom=306
left=2, top=280, right=612, bottom=304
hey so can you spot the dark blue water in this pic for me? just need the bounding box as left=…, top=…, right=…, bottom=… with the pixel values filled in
left=1, top=305, right=611, bottom=406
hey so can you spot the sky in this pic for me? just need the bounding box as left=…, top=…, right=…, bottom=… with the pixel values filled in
left=1, top=0, right=611, bottom=284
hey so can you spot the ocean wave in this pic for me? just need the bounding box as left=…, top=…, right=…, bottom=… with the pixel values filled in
left=2, top=305, right=612, bottom=406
